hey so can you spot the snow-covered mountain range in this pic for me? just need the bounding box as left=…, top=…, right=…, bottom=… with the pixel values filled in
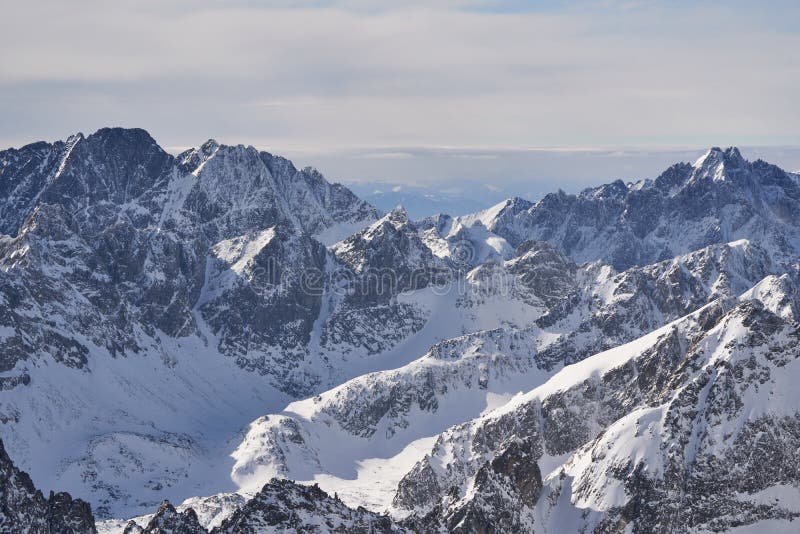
left=1, top=130, right=799, bottom=533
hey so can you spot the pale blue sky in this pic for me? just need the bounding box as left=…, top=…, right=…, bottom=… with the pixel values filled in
left=1, top=0, right=798, bottom=192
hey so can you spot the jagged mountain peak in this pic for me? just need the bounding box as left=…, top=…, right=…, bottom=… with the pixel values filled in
left=88, top=126, right=160, bottom=148
left=213, top=479, right=402, bottom=533
left=64, top=131, right=85, bottom=145
left=499, top=196, right=534, bottom=211
left=201, top=138, right=219, bottom=151
left=123, top=500, right=206, bottom=534
left=462, top=147, right=800, bottom=270
left=582, top=178, right=629, bottom=199
left=462, top=196, right=534, bottom=226
left=332, top=202, right=447, bottom=280
left=692, top=145, right=743, bottom=167
left=177, top=140, right=217, bottom=175
left=690, top=145, right=746, bottom=181
left=1, top=127, right=379, bottom=240
left=4, top=129, right=800, bottom=533
left=384, top=204, right=410, bottom=227
left=346, top=205, right=411, bottom=244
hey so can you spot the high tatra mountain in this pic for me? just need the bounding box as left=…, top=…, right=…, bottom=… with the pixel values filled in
left=1, top=129, right=799, bottom=533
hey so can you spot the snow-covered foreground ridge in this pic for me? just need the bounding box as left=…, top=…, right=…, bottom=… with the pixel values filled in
left=2, top=131, right=800, bottom=532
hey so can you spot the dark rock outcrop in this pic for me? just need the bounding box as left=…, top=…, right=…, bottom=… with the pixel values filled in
left=0, top=439, right=96, bottom=533
left=480, top=147, right=800, bottom=270
left=212, top=479, right=403, bottom=533
left=123, top=500, right=207, bottom=534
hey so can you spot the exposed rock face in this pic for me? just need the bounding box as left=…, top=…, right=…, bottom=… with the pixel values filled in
left=0, top=439, right=96, bottom=533
left=323, top=206, right=445, bottom=356
left=404, top=439, right=544, bottom=533
left=5, top=135, right=800, bottom=532
left=236, top=239, right=782, bottom=493
left=0, top=128, right=389, bottom=516
left=393, top=279, right=800, bottom=532
left=0, top=127, right=381, bottom=390
left=0, top=441, right=409, bottom=534
left=474, top=147, right=800, bottom=270
left=212, top=479, right=403, bottom=533
left=122, top=500, right=207, bottom=534
left=199, top=226, right=329, bottom=392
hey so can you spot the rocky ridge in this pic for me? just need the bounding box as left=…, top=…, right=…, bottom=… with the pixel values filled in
left=0, top=438, right=96, bottom=533
left=3, top=134, right=800, bottom=532
left=469, top=147, right=800, bottom=270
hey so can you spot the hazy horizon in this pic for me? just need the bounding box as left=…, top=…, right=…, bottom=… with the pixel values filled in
left=5, top=126, right=800, bottom=217
left=3, top=0, right=799, bottom=215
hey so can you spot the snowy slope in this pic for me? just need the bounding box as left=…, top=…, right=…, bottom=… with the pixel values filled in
left=3, top=134, right=800, bottom=532
left=221, top=239, right=782, bottom=519
left=0, top=128, right=396, bottom=519
left=395, top=277, right=800, bottom=532
left=461, top=147, right=800, bottom=270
